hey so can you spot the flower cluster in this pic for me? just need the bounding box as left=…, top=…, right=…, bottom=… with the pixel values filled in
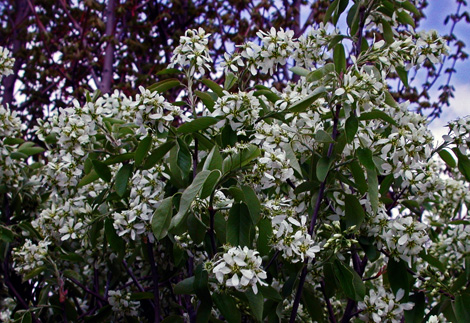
left=169, top=27, right=212, bottom=75
left=0, top=47, right=14, bottom=78
left=108, top=290, right=140, bottom=317
left=358, top=287, right=414, bottom=322
left=210, top=246, right=267, bottom=294
left=444, top=115, right=470, bottom=155
left=13, top=239, right=51, bottom=274
left=112, top=166, right=167, bottom=241
left=212, top=90, right=261, bottom=132
left=369, top=211, right=428, bottom=263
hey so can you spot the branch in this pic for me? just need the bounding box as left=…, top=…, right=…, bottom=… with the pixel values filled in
left=290, top=105, right=342, bottom=322
left=146, top=241, right=161, bottom=322
left=100, top=0, right=117, bottom=93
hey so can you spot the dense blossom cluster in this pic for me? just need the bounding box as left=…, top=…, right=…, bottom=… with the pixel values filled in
left=358, top=287, right=414, bottom=322
left=1, top=2, right=469, bottom=321
left=209, top=246, right=267, bottom=294
left=169, top=27, right=212, bottom=75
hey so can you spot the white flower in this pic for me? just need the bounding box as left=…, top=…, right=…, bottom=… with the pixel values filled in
left=211, top=246, right=267, bottom=294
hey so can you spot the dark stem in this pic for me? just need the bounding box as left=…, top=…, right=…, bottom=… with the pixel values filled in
left=264, top=250, right=280, bottom=271
left=340, top=300, right=356, bottom=323
left=208, top=206, right=217, bottom=257
left=147, top=241, right=161, bottom=322
left=192, top=138, right=198, bottom=179
left=290, top=104, right=342, bottom=322
left=66, top=276, right=107, bottom=302
left=320, top=279, right=337, bottom=323
left=289, top=265, right=309, bottom=323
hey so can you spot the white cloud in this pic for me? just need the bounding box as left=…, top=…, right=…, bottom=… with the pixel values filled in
left=428, top=82, right=470, bottom=143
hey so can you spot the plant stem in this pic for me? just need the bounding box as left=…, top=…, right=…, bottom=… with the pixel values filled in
left=290, top=105, right=341, bottom=322
left=320, top=279, right=337, bottom=323
left=147, top=241, right=161, bottom=322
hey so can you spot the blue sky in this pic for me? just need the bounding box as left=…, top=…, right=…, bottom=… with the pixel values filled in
left=419, top=1, right=470, bottom=140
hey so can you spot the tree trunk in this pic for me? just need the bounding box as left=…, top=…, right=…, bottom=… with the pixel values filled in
left=100, top=0, right=117, bottom=94
left=2, top=0, right=30, bottom=108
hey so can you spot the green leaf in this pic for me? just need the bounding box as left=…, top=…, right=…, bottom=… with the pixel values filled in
left=23, top=266, right=46, bottom=281
left=199, top=170, right=222, bottom=199
left=281, top=142, right=302, bottom=177
left=382, top=19, right=395, bottom=44
left=359, top=110, right=398, bottom=126
left=315, top=129, right=334, bottom=143
left=333, top=259, right=365, bottom=301
left=454, top=292, right=470, bottom=322
left=156, top=68, right=183, bottom=75
left=306, top=63, right=335, bottom=82
left=333, top=43, right=346, bottom=73
left=404, top=292, right=425, bottom=323
left=92, top=160, right=112, bottom=183
left=147, top=78, right=181, bottom=93
left=201, top=79, right=224, bottom=97
left=195, top=91, right=215, bottom=112
left=257, top=218, right=272, bottom=256
left=345, top=115, right=359, bottom=143
left=323, top=0, right=339, bottom=24
left=348, top=160, right=368, bottom=195
left=438, top=149, right=457, bottom=168
left=17, top=146, right=45, bottom=156
left=347, top=3, right=360, bottom=36
left=114, top=164, right=133, bottom=197
left=419, top=251, right=446, bottom=273
left=387, top=257, right=410, bottom=300
left=135, top=136, right=152, bottom=167
left=328, top=35, right=347, bottom=51
left=396, top=66, right=409, bottom=87
left=402, top=1, right=420, bottom=15
left=224, top=72, right=238, bottom=90
left=213, top=292, right=242, bottom=323
left=104, top=219, right=125, bottom=254
left=254, top=89, right=281, bottom=104
left=78, top=170, right=100, bottom=188
left=177, top=116, right=218, bottom=134
left=104, top=153, right=134, bottom=165
left=174, top=277, right=195, bottom=294
left=241, top=185, right=262, bottom=225
left=227, top=203, right=253, bottom=247
left=453, top=149, right=470, bottom=182
left=344, top=194, right=365, bottom=229
left=357, top=147, right=375, bottom=170
left=246, top=289, right=264, bottom=322
left=288, top=87, right=326, bottom=113
left=367, top=167, right=379, bottom=214
left=10, top=151, right=28, bottom=160
left=3, top=137, right=24, bottom=145
left=187, top=212, right=207, bottom=244
left=176, top=138, right=192, bottom=177
left=0, top=226, right=14, bottom=242
left=316, top=156, right=332, bottom=182
left=302, top=286, right=326, bottom=322
left=290, top=66, right=310, bottom=76
left=397, top=10, right=415, bottom=27
left=222, top=144, right=260, bottom=174
left=143, top=140, right=174, bottom=170
left=151, top=197, right=173, bottom=240
left=203, top=145, right=223, bottom=171
left=170, top=170, right=212, bottom=230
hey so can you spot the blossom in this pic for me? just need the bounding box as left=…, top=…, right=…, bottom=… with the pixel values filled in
left=13, top=239, right=51, bottom=274
left=108, top=290, right=140, bottom=317
left=358, top=287, right=414, bottom=322
left=169, top=27, right=212, bottom=76
left=210, top=246, right=267, bottom=294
